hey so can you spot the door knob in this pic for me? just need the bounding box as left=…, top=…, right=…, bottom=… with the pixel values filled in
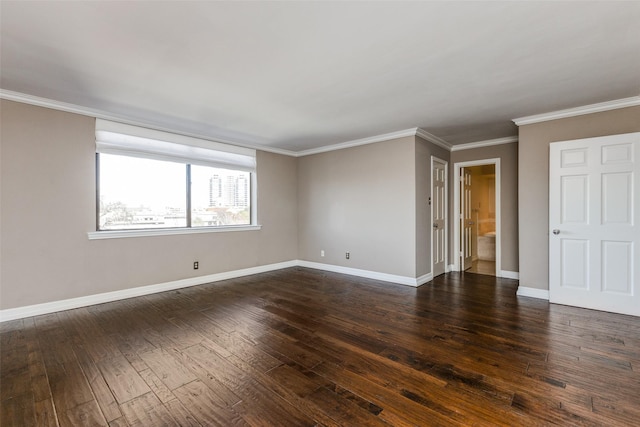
left=433, top=223, right=438, bottom=229
left=552, top=229, right=560, bottom=235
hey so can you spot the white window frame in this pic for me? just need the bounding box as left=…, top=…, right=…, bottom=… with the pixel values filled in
left=88, top=120, right=260, bottom=240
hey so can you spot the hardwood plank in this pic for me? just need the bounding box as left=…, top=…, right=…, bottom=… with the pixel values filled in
left=139, top=368, right=175, bottom=403
left=312, top=361, right=464, bottom=426
left=120, top=392, right=177, bottom=426
left=181, top=344, right=252, bottom=394
left=166, top=346, right=242, bottom=407
left=164, top=398, right=203, bottom=427
left=138, top=347, right=197, bottom=391
left=58, top=399, right=108, bottom=427
left=90, top=373, right=123, bottom=422
left=305, top=386, right=389, bottom=426
left=265, top=364, right=321, bottom=398
left=1, top=392, right=36, bottom=427
left=47, top=359, right=95, bottom=414
left=173, top=380, right=247, bottom=426
left=228, top=354, right=342, bottom=427
left=108, top=417, right=129, bottom=427
left=33, top=398, right=59, bottom=427
left=96, top=355, right=150, bottom=404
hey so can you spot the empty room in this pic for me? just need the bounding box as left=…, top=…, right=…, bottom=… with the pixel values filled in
left=2, top=1, right=640, bottom=426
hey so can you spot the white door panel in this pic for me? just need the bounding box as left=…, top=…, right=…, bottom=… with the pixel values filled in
left=432, top=158, right=447, bottom=278
left=550, top=132, right=640, bottom=316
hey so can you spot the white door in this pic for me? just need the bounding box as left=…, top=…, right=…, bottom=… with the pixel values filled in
left=432, top=158, right=447, bottom=277
left=549, top=132, right=640, bottom=316
left=461, top=168, right=473, bottom=270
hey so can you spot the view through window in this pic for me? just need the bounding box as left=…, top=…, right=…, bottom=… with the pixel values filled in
left=98, top=153, right=251, bottom=230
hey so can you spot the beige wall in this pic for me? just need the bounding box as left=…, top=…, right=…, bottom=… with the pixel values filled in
left=518, top=106, right=640, bottom=291
left=297, top=137, right=417, bottom=277
left=451, top=142, right=519, bottom=272
left=0, top=100, right=298, bottom=309
left=1, top=98, right=529, bottom=311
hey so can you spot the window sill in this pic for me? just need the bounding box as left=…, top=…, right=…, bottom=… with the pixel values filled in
left=88, top=225, right=262, bottom=240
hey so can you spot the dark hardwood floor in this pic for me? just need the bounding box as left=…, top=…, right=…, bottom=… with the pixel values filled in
left=2, top=267, right=640, bottom=426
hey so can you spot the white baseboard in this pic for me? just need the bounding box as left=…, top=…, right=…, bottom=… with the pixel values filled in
left=297, top=260, right=424, bottom=287
left=0, top=260, right=460, bottom=322
left=516, top=286, right=550, bottom=300
left=416, top=273, right=434, bottom=286
left=500, top=270, right=520, bottom=280
left=0, top=260, right=297, bottom=322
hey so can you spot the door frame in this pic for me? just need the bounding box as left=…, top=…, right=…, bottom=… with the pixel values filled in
left=431, top=156, right=449, bottom=277
left=453, top=158, right=501, bottom=275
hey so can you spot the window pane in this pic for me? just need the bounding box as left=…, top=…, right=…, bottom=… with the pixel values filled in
left=99, top=154, right=187, bottom=230
left=190, top=165, right=251, bottom=227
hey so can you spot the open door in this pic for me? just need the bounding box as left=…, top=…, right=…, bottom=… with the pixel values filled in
left=454, top=159, right=501, bottom=275
left=461, top=167, right=473, bottom=270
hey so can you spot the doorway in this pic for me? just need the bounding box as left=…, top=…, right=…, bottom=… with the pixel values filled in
left=453, top=159, right=501, bottom=276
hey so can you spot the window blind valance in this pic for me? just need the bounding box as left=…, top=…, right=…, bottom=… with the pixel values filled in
left=95, top=119, right=256, bottom=172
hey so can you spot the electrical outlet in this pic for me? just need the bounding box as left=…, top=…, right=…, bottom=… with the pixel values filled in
left=321, top=250, right=325, bottom=257
left=346, top=252, right=350, bottom=260
left=193, top=261, right=199, bottom=270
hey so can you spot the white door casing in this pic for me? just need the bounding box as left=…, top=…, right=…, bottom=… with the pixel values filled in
left=549, top=132, right=640, bottom=316
left=431, top=157, right=448, bottom=278
left=453, top=159, right=501, bottom=274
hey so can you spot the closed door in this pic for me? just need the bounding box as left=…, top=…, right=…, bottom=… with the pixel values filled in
left=549, top=132, right=640, bottom=316
left=432, top=158, right=447, bottom=277
left=461, top=168, right=473, bottom=270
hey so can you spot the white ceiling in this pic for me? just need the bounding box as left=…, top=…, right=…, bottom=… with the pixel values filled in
left=2, top=1, right=639, bottom=153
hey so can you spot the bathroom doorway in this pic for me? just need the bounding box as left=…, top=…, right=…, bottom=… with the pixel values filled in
left=453, top=159, right=501, bottom=277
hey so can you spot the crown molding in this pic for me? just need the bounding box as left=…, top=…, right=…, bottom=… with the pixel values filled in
left=415, top=128, right=452, bottom=151
left=0, top=89, right=298, bottom=157
left=513, top=96, right=640, bottom=126
left=451, top=136, right=518, bottom=151
left=2, top=89, right=459, bottom=158
left=296, top=127, right=455, bottom=157
left=295, top=128, right=421, bottom=157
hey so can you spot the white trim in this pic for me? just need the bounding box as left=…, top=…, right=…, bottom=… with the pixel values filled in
left=297, top=127, right=454, bottom=157
left=0, top=89, right=297, bottom=157
left=430, top=156, right=448, bottom=279
left=296, top=128, right=421, bottom=157
left=88, top=225, right=262, bottom=240
left=513, top=96, right=640, bottom=126
left=447, top=263, right=456, bottom=272
left=297, top=260, right=424, bottom=287
left=417, top=273, right=434, bottom=286
left=451, top=136, right=518, bottom=152
left=1, top=89, right=461, bottom=158
left=453, top=159, right=501, bottom=275
left=500, top=270, right=519, bottom=280
left=0, top=260, right=297, bottom=322
left=516, top=286, right=550, bottom=300
left=416, top=129, right=452, bottom=151
left=0, top=260, right=440, bottom=322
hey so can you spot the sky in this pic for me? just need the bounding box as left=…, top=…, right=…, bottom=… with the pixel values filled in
left=99, top=153, right=247, bottom=211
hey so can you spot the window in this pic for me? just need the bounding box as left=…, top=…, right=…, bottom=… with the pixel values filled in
left=95, top=120, right=256, bottom=232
